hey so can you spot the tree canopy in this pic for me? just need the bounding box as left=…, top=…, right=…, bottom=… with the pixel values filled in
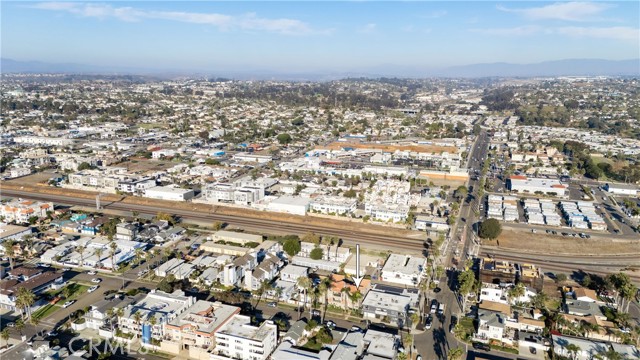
left=478, top=218, right=502, bottom=240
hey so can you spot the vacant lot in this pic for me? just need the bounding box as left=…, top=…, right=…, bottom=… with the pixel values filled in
left=483, top=228, right=640, bottom=256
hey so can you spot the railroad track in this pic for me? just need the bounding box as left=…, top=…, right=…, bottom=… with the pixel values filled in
left=3, top=189, right=426, bottom=251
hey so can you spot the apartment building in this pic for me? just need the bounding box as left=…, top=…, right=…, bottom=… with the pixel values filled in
left=211, top=314, right=278, bottom=360
left=0, top=199, right=53, bottom=224
left=309, top=196, right=357, bottom=215
left=380, top=254, right=426, bottom=287
left=164, top=300, right=240, bottom=352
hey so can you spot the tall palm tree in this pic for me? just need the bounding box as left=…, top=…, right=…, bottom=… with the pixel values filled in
left=148, top=316, right=157, bottom=342
left=296, top=277, right=312, bottom=319
left=340, top=287, right=351, bottom=313
left=15, top=287, right=35, bottom=320
left=109, top=241, right=118, bottom=271
left=115, top=307, right=124, bottom=329
left=134, top=248, right=144, bottom=267
left=77, top=245, right=86, bottom=269
left=96, top=248, right=104, bottom=268
left=319, top=276, right=333, bottom=323
left=106, top=308, right=115, bottom=333
left=2, top=240, right=15, bottom=270
left=132, top=312, right=142, bottom=339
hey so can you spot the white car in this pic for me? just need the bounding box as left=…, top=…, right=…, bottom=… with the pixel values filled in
left=91, top=278, right=101, bottom=284
left=87, top=271, right=97, bottom=275
left=88, top=285, right=99, bottom=293
left=63, top=300, right=75, bottom=308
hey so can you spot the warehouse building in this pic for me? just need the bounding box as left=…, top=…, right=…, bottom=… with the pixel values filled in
left=507, top=176, right=567, bottom=197
left=604, top=183, right=638, bottom=196
left=144, top=185, right=194, bottom=201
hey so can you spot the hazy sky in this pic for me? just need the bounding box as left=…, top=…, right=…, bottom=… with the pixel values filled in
left=2, top=1, right=639, bottom=72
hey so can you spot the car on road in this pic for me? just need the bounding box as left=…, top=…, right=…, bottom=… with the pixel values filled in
left=449, top=316, right=458, bottom=333
left=63, top=268, right=71, bottom=272
left=438, top=303, right=445, bottom=314
left=63, top=300, right=75, bottom=308
left=425, top=315, right=433, bottom=330
left=267, top=302, right=277, bottom=308
left=417, top=356, right=423, bottom=360
left=87, top=270, right=97, bottom=275
left=430, top=300, right=438, bottom=314
left=351, top=325, right=361, bottom=332
left=311, top=309, right=321, bottom=317
left=6, top=322, right=15, bottom=328
left=326, top=320, right=336, bottom=329
left=138, top=269, right=149, bottom=276
left=88, top=285, right=99, bottom=293
left=37, top=262, right=50, bottom=268
left=45, top=330, right=58, bottom=338
left=91, top=278, right=101, bottom=283
left=472, top=342, right=491, bottom=351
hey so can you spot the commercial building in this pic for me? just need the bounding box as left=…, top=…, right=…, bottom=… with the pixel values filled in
left=144, top=185, right=194, bottom=201
left=267, top=196, right=310, bottom=216
left=212, top=230, right=263, bottom=246
left=211, top=314, right=278, bottom=360
left=604, top=183, right=638, bottom=196
left=380, top=254, right=426, bottom=287
left=507, top=175, right=567, bottom=197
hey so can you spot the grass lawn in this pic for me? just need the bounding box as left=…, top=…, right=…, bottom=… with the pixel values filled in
left=32, top=303, right=61, bottom=320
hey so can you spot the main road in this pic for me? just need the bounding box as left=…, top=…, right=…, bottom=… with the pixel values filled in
left=1, top=189, right=425, bottom=252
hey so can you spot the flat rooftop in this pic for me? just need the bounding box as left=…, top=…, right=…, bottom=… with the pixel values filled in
left=168, top=300, right=239, bottom=334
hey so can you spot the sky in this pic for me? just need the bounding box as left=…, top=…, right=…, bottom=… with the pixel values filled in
left=2, top=1, right=639, bottom=73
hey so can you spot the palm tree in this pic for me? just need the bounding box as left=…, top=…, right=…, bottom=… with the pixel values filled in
left=319, top=276, right=333, bottom=323
left=109, top=241, right=118, bottom=271
left=508, top=283, right=526, bottom=304
left=2, top=240, right=15, bottom=270
left=132, top=312, right=142, bottom=339
left=15, top=319, right=24, bottom=337
left=296, top=277, right=312, bottom=319
left=77, top=245, right=86, bottom=269
left=95, top=247, right=104, bottom=268
left=565, top=343, right=581, bottom=360
left=448, top=347, right=464, bottom=360
left=253, top=280, right=273, bottom=310
left=348, top=289, right=364, bottom=309
left=106, top=308, right=115, bottom=333
left=15, top=287, right=35, bottom=320
left=1, top=328, right=9, bottom=349
left=134, top=248, right=144, bottom=267
left=116, top=307, right=124, bottom=329
left=274, top=287, right=283, bottom=305
left=530, top=291, right=549, bottom=310
left=340, top=287, right=351, bottom=313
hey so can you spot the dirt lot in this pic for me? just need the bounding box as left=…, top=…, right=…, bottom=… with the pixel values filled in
left=322, top=141, right=458, bottom=154
left=116, top=158, right=178, bottom=173
left=483, top=228, right=640, bottom=256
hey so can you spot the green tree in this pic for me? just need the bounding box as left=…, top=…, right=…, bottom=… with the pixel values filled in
left=283, top=238, right=301, bottom=258
left=310, top=247, right=324, bottom=260
left=15, top=287, right=35, bottom=320
left=277, top=133, right=292, bottom=145
left=478, top=218, right=502, bottom=240
left=1, top=328, right=9, bottom=348
left=448, top=347, right=464, bottom=360
left=2, top=240, right=15, bottom=270
left=77, top=162, right=93, bottom=171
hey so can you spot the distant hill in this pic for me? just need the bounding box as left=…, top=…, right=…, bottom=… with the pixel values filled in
left=434, top=59, right=640, bottom=78
left=2, top=57, right=638, bottom=78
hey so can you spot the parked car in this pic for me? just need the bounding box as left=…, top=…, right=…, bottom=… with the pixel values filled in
left=63, top=300, right=75, bottom=308
left=425, top=315, right=433, bottom=330
left=88, top=285, right=99, bottom=293
left=87, top=270, right=97, bottom=275
left=91, top=278, right=101, bottom=283
left=472, top=342, right=490, bottom=351
left=326, top=320, right=336, bottom=329
left=311, top=309, right=321, bottom=317
left=430, top=300, right=438, bottom=314
left=138, top=269, right=149, bottom=276
left=266, top=302, right=277, bottom=308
